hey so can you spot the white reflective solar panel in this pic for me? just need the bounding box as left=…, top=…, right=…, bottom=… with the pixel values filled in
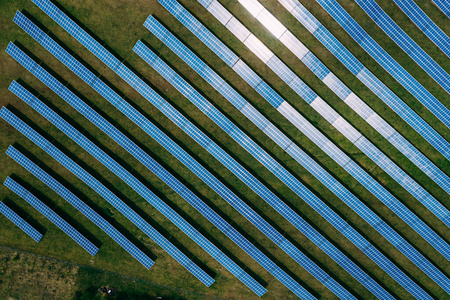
left=255, top=8, right=286, bottom=39
left=243, top=34, right=274, bottom=63
left=225, top=17, right=250, bottom=42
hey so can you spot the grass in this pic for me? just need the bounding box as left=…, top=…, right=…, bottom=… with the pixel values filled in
left=0, top=0, right=449, bottom=299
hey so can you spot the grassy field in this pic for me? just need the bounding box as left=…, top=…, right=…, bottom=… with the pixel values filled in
left=0, top=0, right=449, bottom=299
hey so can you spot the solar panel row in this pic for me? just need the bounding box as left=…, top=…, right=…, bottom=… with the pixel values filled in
left=18, top=5, right=331, bottom=298
left=7, top=81, right=215, bottom=288
left=237, top=0, right=450, bottom=194
left=232, top=0, right=450, bottom=197
left=392, top=0, right=450, bottom=59
left=185, top=0, right=450, bottom=261
left=9, top=71, right=303, bottom=298
left=354, top=0, right=450, bottom=94
left=134, top=39, right=393, bottom=300
left=275, top=0, right=450, bottom=161
left=314, top=0, right=450, bottom=129
left=4, top=177, right=99, bottom=256
left=6, top=44, right=263, bottom=292
left=0, top=200, right=43, bottom=242
left=1, top=106, right=216, bottom=287
left=142, top=12, right=450, bottom=299
left=2, top=142, right=154, bottom=269
left=432, top=0, right=450, bottom=18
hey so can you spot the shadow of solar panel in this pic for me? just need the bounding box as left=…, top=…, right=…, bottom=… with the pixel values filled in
left=0, top=200, right=43, bottom=242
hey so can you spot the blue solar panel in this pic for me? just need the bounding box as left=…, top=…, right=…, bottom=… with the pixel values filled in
left=4, top=177, right=99, bottom=256
left=1, top=107, right=214, bottom=286
left=134, top=27, right=404, bottom=299
left=355, top=0, right=450, bottom=94
left=432, top=0, right=450, bottom=18
left=393, top=0, right=450, bottom=58
left=3, top=143, right=154, bottom=269
left=0, top=200, right=43, bottom=242
left=154, top=2, right=450, bottom=297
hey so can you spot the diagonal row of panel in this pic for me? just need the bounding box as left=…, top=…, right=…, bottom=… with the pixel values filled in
left=392, top=0, right=450, bottom=59
left=3, top=140, right=154, bottom=269
left=20, top=3, right=352, bottom=298
left=185, top=0, right=450, bottom=236
left=4, top=177, right=99, bottom=256
left=8, top=45, right=311, bottom=296
left=0, top=200, right=43, bottom=242
left=6, top=42, right=269, bottom=292
left=275, top=0, right=450, bottom=159
left=5, top=79, right=217, bottom=288
left=163, top=0, right=450, bottom=276
left=312, top=0, right=450, bottom=128
left=233, top=0, right=450, bottom=196
left=139, top=12, right=450, bottom=299
left=133, top=38, right=395, bottom=299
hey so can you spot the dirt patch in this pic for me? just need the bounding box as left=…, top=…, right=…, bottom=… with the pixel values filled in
left=0, top=248, right=79, bottom=300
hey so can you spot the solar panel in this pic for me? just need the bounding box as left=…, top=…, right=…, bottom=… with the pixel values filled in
left=3, top=143, right=154, bottom=269
left=226, top=0, right=450, bottom=209
left=432, top=0, right=450, bottom=18
left=275, top=0, right=450, bottom=161
left=0, top=200, right=43, bottom=242
left=355, top=0, right=450, bottom=94
left=4, top=177, right=99, bottom=256
left=394, top=0, right=450, bottom=58
left=135, top=28, right=400, bottom=300
left=1, top=107, right=215, bottom=287
left=149, top=3, right=449, bottom=298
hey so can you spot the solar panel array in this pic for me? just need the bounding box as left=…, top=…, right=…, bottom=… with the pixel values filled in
left=8, top=70, right=306, bottom=298
left=3, top=142, right=154, bottom=269
left=433, top=0, right=450, bottom=18
left=275, top=0, right=450, bottom=160
left=393, top=0, right=450, bottom=58
left=161, top=0, right=450, bottom=268
left=0, top=200, right=43, bottom=242
left=232, top=0, right=450, bottom=196
left=186, top=0, right=450, bottom=232
left=13, top=7, right=347, bottom=299
left=133, top=40, right=394, bottom=299
left=313, top=0, right=450, bottom=129
left=140, top=14, right=450, bottom=299
left=4, top=176, right=99, bottom=256
left=5, top=44, right=266, bottom=292
left=354, top=0, right=450, bottom=95
left=10, top=13, right=356, bottom=299
left=6, top=81, right=215, bottom=288
left=3, top=0, right=446, bottom=298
